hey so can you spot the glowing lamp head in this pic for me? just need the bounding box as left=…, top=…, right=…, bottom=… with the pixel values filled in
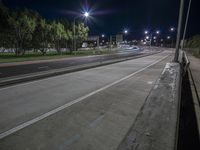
left=170, top=27, right=175, bottom=31
left=84, top=12, right=89, bottom=17
left=156, top=31, right=160, bottom=34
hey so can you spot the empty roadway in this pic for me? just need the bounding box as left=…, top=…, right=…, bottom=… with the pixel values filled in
left=0, top=50, right=172, bottom=150
left=0, top=50, right=152, bottom=79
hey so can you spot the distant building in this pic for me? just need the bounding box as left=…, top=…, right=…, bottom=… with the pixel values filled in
left=116, top=34, right=123, bottom=43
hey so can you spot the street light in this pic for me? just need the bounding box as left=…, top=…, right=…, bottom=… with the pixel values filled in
left=144, top=30, right=160, bottom=47
left=73, top=11, right=90, bottom=52
left=170, top=27, right=175, bottom=32
left=167, top=36, right=171, bottom=39
left=169, top=27, right=175, bottom=48
left=156, top=30, right=160, bottom=34
left=101, top=34, right=105, bottom=38
left=84, top=12, right=89, bottom=17
left=144, top=30, right=148, bottom=34
left=146, top=36, right=150, bottom=40
left=124, top=30, right=128, bottom=34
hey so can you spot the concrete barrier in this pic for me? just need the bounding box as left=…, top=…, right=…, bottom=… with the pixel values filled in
left=118, top=62, right=182, bottom=150
left=118, top=51, right=197, bottom=150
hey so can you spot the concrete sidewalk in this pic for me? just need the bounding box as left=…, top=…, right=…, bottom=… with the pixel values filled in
left=187, top=55, right=200, bottom=136
left=188, top=55, right=200, bottom=97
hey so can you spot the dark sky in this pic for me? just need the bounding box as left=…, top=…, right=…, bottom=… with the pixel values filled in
left=2, top=0, right=200, bottom=39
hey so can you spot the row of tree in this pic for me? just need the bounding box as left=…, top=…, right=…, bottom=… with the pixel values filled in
left=185, top=35, right=200, bottom=55
left=0, top=4, right=89, bottom=55
left=186, top=35, right=200, bottom=48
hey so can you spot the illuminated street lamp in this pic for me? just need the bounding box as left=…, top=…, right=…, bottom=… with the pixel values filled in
left=167, top=36, right=171, bottom=39
left=124, top=29, right=128, bottom=34
left=101, top=34, right=105, bottom=38
left=144, top=30, right=160, bottom=47
left=84, top=12, right=89, bottom=17
left=169, top=27, right=175, bottom=48
left=73, top=11, right=90, bottom=51
left=156, top=30, right=160, bottom=34
left=170, top=27, right=175, bottom=31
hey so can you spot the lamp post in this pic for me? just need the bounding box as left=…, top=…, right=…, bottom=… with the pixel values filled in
left=124, top=29, right=128, bottom=43
left=144, top=30, right=160, bottom=47
left=181, top=0, right=192, bottom=50
left=169, top=27, right=175, bottom=48
left=73, top=12, right=90, bottom=52
left=174, top=0, right=185, bottom=62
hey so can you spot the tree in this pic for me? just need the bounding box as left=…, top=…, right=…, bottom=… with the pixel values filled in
left=0, top=4, right=13, bottom=51
left=50, top=21, right=68, bottom=53
left=59, top=19, right=73, bottom=52
left=75, top=23, right=89, bottom=50
left=32, top=19, right=52, bottom=54
left=8, top=10, right=36, bottom=55
left=186, top=35, right=200, bottom=55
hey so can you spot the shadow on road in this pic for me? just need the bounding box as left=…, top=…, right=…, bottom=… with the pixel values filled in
left=178, top=71, right=200, bottom=149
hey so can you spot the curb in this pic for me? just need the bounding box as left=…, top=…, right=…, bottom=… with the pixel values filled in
left=117, top=62, right=182, bottom=150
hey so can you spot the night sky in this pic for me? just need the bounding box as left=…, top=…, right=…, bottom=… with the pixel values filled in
left=2, top=0, right=200, bottom=39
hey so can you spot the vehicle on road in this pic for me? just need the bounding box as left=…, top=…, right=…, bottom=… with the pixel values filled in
left=118, top=43, right=140, bottom=51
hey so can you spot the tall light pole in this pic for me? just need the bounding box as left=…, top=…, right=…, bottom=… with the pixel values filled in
left=174, top=0, right=185, bottom=62
left=170, top=27, right=175, bottom=48
left=181, top=0, right=192, bottom=50
left=73, top=12, right=90, bottom=52
left=124, top=29, right=128, bottom=42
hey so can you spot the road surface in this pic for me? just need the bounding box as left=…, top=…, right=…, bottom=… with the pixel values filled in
left=0, top=49, right=160, bottom=79
left=0, top=50, right=172, bottom=150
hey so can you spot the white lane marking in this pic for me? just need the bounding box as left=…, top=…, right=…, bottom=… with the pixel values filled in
left=0, top=52, right=168, bottom=91
left=38, top=66, right=49, bottom=69
left=0, top=54, right=170, bottom=140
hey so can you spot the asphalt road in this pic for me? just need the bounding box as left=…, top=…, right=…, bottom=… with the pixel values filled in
left=0, top=49, right=160, bottom=79
left=0, top=50, right=172, bottom=150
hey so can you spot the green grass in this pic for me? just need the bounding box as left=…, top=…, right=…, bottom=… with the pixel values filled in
left=0, top=49, right=111, bottom=63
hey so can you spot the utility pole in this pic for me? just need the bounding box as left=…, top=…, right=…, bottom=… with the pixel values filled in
left=181, top=0, right=192, bottom=50
left=109, top=36, right=112, bottom=51
left=174, top=0, right=185, bottom=62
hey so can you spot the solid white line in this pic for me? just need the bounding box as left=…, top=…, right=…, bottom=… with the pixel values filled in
left=0, top=54, right=170, bottom=140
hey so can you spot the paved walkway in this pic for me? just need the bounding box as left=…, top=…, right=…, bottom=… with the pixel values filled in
left=188, top=55, right=200, bottom=95
left=187, top=54, right=200, bottom=137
